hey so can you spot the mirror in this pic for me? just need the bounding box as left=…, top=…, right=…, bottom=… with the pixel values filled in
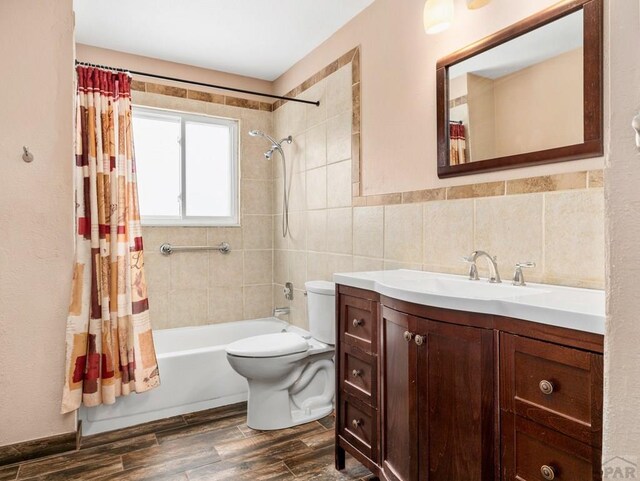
left=436, top=0, right=602, bottom=178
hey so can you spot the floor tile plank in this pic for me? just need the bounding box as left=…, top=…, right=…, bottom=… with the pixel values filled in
left=0, top=465, right=19, bottom=481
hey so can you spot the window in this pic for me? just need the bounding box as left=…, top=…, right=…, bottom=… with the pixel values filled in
left=132, top=106, right=239, bottom=226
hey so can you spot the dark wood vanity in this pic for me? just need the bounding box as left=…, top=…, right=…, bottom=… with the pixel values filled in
left=334, top=284, right=604, bottom=481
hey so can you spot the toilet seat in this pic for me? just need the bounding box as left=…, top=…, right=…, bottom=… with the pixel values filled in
left=226, top=332, right=309, bottom=358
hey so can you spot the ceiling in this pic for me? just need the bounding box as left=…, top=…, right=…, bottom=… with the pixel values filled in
left=73, top=0, right=374, bottom=81
left=449, top=10, right=583, bottom=80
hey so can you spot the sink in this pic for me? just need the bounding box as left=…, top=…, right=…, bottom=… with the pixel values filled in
left=389, top=276, right=549, bottom=300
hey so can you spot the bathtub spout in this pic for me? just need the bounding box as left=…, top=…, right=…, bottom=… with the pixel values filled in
left=289, top=359, right=335, bottom=413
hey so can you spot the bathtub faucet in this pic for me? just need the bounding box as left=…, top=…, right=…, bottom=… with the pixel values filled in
left=273, top=307, right=290, bottom=317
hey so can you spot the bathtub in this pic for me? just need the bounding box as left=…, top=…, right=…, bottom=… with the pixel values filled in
left=79, top=317, right=288, bottom=436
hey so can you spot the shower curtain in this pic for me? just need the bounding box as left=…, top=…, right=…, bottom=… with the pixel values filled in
left=450, top=122, right=467, bottom=165
left=61, top=66, right=160, bottom=414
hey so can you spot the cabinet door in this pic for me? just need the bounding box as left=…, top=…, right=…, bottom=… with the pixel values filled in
left=381, top=306, right=418, bottom=481
left=416, top=318, right=497, bottom=481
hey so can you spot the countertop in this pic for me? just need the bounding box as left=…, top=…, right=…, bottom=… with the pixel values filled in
left=333, top=270, right=605, bottom=335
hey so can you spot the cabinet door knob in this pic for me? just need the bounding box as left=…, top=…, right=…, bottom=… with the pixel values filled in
left=539, top=380, right=554, bottom=395
left=404, top=331, right=414, bottom=342
left=352, top=318, right=363, bottom=327
left=351, top=418, right=362, bottom=429
left=352, top=369, right=362, bottom=378
left=540, top=464, right=555, bottom=480
left=414, top=335, right=424, bottom=346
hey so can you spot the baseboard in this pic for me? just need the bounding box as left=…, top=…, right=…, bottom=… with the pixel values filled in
left=0, top=422, right=80, bottom=467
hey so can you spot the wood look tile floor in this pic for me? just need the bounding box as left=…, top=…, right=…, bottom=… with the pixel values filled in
left=1, top=403, right=376, bottom=481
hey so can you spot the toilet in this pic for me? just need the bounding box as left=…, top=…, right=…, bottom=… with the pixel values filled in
left=226, top=280, right=336, bottom=430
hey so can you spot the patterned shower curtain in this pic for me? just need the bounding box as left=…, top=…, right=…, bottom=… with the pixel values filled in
left=61, top=66, right=160, bottom=414
left=450, top=122, right=467, bottom=165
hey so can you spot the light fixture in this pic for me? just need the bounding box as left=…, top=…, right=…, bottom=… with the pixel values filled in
left=466, top=0, right=492, bottom=9
left=423, top=0, right=454, bottom=35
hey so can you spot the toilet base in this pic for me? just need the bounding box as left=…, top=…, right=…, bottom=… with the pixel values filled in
left=247, top=401, right=334, bottom=431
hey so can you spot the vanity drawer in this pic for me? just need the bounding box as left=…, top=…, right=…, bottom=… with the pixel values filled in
left=340, top=343, right=377, bottom=407
left=338, top=394, right=377, bottom=461
left=502, top=412, right=601, bottom=481
left=340, top=295, right=377, bottom=354
left=501, top=334, right=603, bottom=446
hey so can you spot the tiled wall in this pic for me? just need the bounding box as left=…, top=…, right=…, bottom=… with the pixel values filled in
left=272, top=60, right=605, bottom=331
left=132, top=89, right=275, bottom=330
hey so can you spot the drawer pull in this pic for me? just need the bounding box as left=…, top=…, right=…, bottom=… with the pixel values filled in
left=404, top=331, right=414, bottom=342
left=352, top=369, right=362, bottom=378
left=352, top=318, right=363, bottom=327
left=540, top=464, right=556, bottom=480
left=414, top=335, right=424, bottom=346
left=539, top=380, right=555, bottom=395
left=352, top=418, right=362, bottom=429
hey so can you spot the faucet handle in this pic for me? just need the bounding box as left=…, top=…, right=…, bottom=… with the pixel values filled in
left=513, top=262, right=536, bottom=286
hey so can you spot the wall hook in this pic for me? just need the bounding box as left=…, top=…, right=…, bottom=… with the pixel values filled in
left=22, top=146, right=34, bottom=163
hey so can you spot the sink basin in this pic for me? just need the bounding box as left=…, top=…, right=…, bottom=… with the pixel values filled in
left=389, top=276, right=548, bottom=300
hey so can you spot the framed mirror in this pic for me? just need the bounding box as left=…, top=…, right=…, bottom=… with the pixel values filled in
left=436, top=0, right=602, bottom=178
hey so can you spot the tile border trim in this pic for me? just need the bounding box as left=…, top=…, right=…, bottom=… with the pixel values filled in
left=130, top=80, right=274, bottom=112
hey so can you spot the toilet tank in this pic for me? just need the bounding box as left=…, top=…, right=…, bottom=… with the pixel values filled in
left=305, top=280, right=336, bottom=345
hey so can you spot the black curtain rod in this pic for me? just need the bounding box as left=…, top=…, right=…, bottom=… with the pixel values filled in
left=74, top=60, right=320, bottom=107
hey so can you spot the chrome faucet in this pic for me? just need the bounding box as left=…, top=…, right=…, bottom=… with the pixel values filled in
left=463, top=251, right=502, bottom=283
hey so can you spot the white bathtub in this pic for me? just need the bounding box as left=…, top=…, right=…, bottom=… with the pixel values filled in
left=79, top=317, right=288, bottom=436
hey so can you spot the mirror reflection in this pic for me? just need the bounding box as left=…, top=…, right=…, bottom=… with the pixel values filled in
left=447, top=10, right=584, bottom=165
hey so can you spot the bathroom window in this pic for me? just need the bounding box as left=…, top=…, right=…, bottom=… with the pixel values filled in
left=132, top=106, right=239, bottom=226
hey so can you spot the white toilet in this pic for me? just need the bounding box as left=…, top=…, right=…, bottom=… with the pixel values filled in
left=226, top=280, right=336, bottom=430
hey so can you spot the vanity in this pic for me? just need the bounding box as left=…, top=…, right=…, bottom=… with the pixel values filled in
left=333, top=269, right=604, bottom=481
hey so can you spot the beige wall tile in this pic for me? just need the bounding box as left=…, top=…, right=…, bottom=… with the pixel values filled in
left=303, top=80, right=327, bottom=129
left=144, top=253, right=170, bottom=292
left=307, top=252, right=330, bottom=281
left=243, top=215, right=272, bottom=250
left=273, top=176, right=284, bottom=215
left=588, top=170, right=604, bottom=188
left=207, top=227, right=243, bottom=250
left=287, top=211, right=307, bottom=251
left=544, top=189, right=604, bottom=288
left=208, top=287, right=244, bottom=323
left=289, top=172, right=306, bottom=213
left=273, top=249, right=289, bottom=286
left=209, top=250, right=243, bottom=287
left=327, top=160, right=352, bottom=208
left=353, top=256, right=384, bottom=272
left=148, top=289, right=170, bottom=330
left=242, top=179, right=273, bottom=215
left=244, top=250, right=273, bottom=285
left=142, top=227, right=170, bottom=252
left=242, top=139, right=273, bottom=180
left=326, top=65, right=352, bottom=118
left=384, top=260, right=422, bottom=271
left=384, top=204, right=423, bottom=263
left=327, top=111, right=352, bottom=164
left=327, top=208, right=353, bottom=255
left=327, top=254, right=354, bottom=277
left=353, top=206, right=384, bottom=259
left=288, top=101, right=307, bottom=136
left=168, top=288, right=208, bottom=327
left=306, top=166, right=327, bottom=210
left=307, top=210, right=327, bottom=252
left=423, top=199, right=474, bottom=271
left=170, top=252, right=208, bottom=290
left=289, top=251, right=308, bottom=288
left=167, top=227, right=207, bottom=245
left=273, top=215, right=287, bottom=251
left=244, top=285, right=274, bottom=319
left=290, top=133, right=306, bottom=174
left=447, top=181, right=505, bottom=200
left=305, top=122, right=327, bottom=169
left=475, top=194, right=544, bottom=282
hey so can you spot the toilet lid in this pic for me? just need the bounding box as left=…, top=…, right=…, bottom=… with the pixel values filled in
left=226, top=332, right=309, bottom=358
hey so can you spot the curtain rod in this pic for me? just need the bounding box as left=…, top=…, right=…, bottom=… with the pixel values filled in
left=74, top=60, right=320, bottom=107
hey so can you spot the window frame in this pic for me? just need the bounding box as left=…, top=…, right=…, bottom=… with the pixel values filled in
left=132, top=105, right=240, bottom=227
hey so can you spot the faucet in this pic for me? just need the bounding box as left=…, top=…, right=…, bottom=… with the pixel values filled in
left=273, top=306, right=290, bottom=317
left=463, top=251, right=502, bottom=283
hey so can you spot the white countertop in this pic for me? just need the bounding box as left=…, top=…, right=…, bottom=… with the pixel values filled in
left=333, top=270, right=605, bottom=335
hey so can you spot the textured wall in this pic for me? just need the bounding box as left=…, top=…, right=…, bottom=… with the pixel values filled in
left=0, top=0, right=76, bottom=445
left=603, top=0, right=640, bottom=467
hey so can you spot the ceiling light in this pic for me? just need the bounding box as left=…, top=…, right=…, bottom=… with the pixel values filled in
left=423, top=0, right=454, bottom=35
left=466, top=0, right=492, bottom=9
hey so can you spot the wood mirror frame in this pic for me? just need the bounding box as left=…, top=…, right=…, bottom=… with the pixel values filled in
left=436, top=0, right=603, bottom=178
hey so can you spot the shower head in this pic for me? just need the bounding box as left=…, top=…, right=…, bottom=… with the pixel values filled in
left=248, top=129, right=292, bottom=150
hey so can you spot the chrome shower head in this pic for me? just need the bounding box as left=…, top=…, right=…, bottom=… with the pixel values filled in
left=264, top=149, right=274, bottom=160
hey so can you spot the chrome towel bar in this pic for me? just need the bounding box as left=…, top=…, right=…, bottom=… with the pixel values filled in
left=159, top=242, right=231, bottom=256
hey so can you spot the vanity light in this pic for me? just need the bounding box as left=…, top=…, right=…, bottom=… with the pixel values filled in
left=423, top=0, right=454, bottom=35
left=466, top=0, right=492, bottom=9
